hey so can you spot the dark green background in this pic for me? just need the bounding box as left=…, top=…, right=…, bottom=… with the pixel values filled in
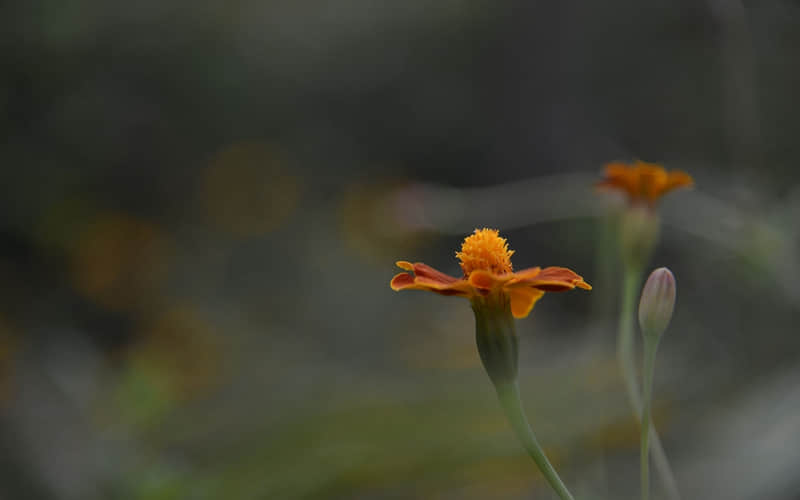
left=1, top=1, right=798, bottom=498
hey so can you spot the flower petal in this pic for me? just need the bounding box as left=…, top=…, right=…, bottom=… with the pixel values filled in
left=390, top=272, right=416, bottom=291
left=390, top=272, right=473, bottom=296
left=597, top=162, right=638, bottom=198
left=658, top=170, right=694, bottom=198
left=411, top=262, right=461, bottom=284
left=637, top=162, right=668, bottom=201
left=512, top=266, right=591, bottom=291
left=509, top=287, right=545, bottom=318
left=414, top=275, right=471, bottom=293
left=603, top=162, right=635, bottom=179
left=390, top=262, right=473, bottom=297
left=599, top=161, right=693, bottom=205
left=467, top=269, right=515, bottom=290
left=395, top=261, right=414, bottom=271
left=505, top=266, right=541, bottom=286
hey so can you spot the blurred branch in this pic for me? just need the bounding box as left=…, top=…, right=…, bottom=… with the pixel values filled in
left=387, top=173, right=800, bottom=302
left=388, top=173, right=600, bottom=235
left=389, top=173, right=769, bottom=252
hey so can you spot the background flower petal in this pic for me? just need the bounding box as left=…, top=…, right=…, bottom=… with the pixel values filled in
left=659, top=170, right=694, bottom=198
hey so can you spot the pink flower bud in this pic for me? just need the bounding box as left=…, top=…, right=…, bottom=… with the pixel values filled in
left=638, top=267, right=676, bottom=339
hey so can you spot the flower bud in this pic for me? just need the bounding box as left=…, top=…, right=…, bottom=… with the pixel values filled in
left=638, top=267, right=676, bottom=339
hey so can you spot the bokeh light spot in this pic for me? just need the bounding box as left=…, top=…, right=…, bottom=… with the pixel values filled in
left=70, top=213, right=172, bottom=312
left=200, top=142, right=300, bottom=237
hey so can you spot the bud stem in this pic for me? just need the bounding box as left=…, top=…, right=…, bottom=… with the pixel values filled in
left=618, top=265, right=681, bottom=500
left=495, top=382, right=575, bottom=500
left=640, top=336, right=660, bottom=500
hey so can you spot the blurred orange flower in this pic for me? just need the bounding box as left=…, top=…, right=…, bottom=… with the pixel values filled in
left=391, top=228, right=590, bottom=318
left=597, top=160, right=693, bottom=206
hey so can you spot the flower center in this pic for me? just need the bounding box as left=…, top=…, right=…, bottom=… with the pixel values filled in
left=456, top=228, right=514, bottom=276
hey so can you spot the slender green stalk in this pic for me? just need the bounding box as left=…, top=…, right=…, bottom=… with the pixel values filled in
left=617, top=268, right=641, bottom=413
left=640, top=337, right=659, bottom=500
left=618, top=266, right=680, bottom=500
left=473, top=296, right=576, bottom=500
left=496, top=382, right=575, bottom=500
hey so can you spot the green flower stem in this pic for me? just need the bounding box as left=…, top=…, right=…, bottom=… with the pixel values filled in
left=472, top=296, right=575, bottom=500
left=617, top=268, right=641, bottom=414
left=495, top=382, right=575, bottom=500
left=640, top=336, right=660, bottom=500
left=618, top=266, right=680, bottom=500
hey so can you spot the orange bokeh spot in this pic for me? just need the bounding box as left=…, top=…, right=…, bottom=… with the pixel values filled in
left=70, top=213, right=171, bottom=312
left=200, top=142, right=299, bottom=237
left=597, top=160, right=693, bottom=206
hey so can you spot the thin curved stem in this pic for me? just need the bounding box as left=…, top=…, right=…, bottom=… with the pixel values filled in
left=495, top=382, right=575, bottom=500
left=618, top=266, right=681, bottom=500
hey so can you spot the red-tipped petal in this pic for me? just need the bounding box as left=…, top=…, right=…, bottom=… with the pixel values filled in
left=390, top=272, right=416, bottom=291
left=395, top=261, right=414, bottom=271
left=514, top=266, right=591, bottom=292
left=390, top=262, right=473, bottom=297
left=411, top=263, right=461, bottom=285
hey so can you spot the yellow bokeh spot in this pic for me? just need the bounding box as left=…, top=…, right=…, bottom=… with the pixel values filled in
left=456, top=228, right=514, bottom=276
left=200, top=142, right=299, bottom=237
left=339, top=181, right=428, bottom=261
left=126, top=306, right=222, bottom=405
left=70, top=213, right=171, bottom=312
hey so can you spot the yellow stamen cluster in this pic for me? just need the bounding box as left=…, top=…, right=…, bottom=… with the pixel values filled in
left=456, top=228, right=514, bottom=276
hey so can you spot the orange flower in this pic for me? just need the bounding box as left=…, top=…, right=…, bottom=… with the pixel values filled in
left=597, top=160, right=693, bottom=206
left=391, top=228, right=589, bottom=497
left=391, top=228, right=591, bottom=318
